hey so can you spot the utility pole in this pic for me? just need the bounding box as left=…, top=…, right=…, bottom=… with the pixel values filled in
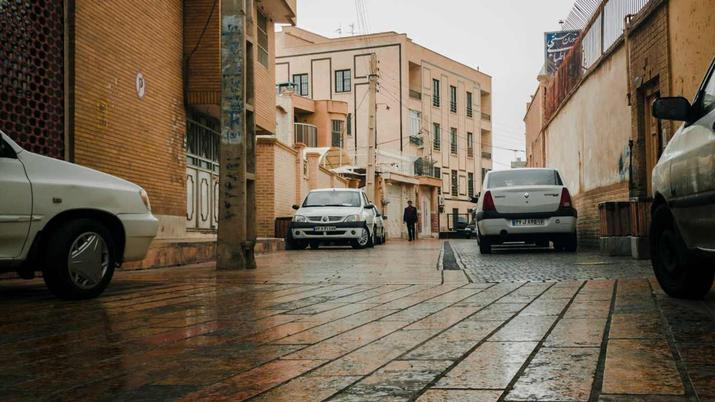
left=366, top=53, right=378, bottom=203
left=217, top=0, right=256, bottom=270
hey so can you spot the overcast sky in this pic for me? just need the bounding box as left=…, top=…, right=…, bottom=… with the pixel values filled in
left=292, top=0, right=575, bottom=169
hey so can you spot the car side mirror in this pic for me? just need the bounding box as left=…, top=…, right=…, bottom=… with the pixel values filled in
left=365, top=204, right=376, bottom=210
left=292, top=204, right=300, bottom=210
left=652, top=97, right=692, bottom=122
left=470, top=194, right=480, bottom=204
left=382, top=215, right=388, bottom=220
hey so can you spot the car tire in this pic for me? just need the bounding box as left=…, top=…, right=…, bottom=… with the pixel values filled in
left=651, top=205, right=714, bottom=299
left=368, top=226, right=375, bottom=248
left=42, top=219, right=116, bottom=300
left=564, top=234, right=577, bottom=252
left=478, top=236, right=492, bottom=254
left=285, top=233, right=307, bottom=250
left=309, top=241, right=320, bottom=250
left=351, top=226, right=372, bottom=249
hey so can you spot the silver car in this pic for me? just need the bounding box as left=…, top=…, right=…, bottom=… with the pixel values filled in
left=650, top=57, right=715, bottom=299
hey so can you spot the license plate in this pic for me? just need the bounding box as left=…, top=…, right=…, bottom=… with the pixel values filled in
left=511, top=219, right=545, bottom=226
left=314, top=226, right=337, bottom=232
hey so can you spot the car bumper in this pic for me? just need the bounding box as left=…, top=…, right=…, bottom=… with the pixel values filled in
left=477, top=208, right=577, bottom=238
left=290, top=222, right=367, bottom=240
left=117, top=213, right=159, bottom=261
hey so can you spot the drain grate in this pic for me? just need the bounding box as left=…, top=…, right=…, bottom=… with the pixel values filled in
left=442, top=241, right=461, bottom=270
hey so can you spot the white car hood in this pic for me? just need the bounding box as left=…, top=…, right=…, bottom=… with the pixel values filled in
left=297, top=206, right=363, bottom=217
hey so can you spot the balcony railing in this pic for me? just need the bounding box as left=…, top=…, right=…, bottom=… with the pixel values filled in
left=482, top=151, right=492, bottom=160
left=481, top=112, right=491, bottom=121
left=409, top=89, right=422, bottom=100
left=294, top=123, right=318, bottom=147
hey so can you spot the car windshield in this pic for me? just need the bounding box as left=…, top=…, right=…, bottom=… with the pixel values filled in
left=487, top=170, right=562, bottom=188
left=303, top=191, right=362, bottom=207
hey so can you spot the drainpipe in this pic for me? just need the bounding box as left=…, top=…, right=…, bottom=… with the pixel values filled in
left=624, top=14, right=634, bottom=106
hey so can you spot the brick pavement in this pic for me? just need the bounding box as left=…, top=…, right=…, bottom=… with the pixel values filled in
left=0, top=240, right=713, bottom=401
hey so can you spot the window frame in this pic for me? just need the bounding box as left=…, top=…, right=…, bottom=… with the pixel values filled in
left=468, top=172, right=474, bottom=198
left=467, top=132, right=474, bottom=158
left=432, top=123, right=441, bottom=150
left=292, top=73, right=309, bottom=97
left=450, top=85, right=457, bottom=113
left=335, top=69, right=352, bottom=93
left=451, top=169, right=458, bottom=195
left=331, top=119, right=344, bottom=147
left=256, top=11, right=269, bottom=67
left=466, top=91, right=473, bottom=118
left=450, top=128, right=458, bottom=155
left=432, top=79, right=441, bottom=107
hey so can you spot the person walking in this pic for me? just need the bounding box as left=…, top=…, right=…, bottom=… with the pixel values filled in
left=403, top=200, right=418, bottom=241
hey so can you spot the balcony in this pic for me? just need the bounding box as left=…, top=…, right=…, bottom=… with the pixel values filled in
left=482, top=151, right=492, bottom=160
left=409, top=89, right=422, bottom=100
left=294, top=123, right=317, bottom=147
left=481, top=112, right=491, bottom=121
left=409, top=135, right=424, bottom=147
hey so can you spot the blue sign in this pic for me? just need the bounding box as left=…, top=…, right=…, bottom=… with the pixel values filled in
left=544, top=30, right=580, bottom=74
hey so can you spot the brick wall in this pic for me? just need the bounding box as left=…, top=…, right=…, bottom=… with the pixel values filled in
left=256, top=139, right=276, bottom=238
left=73, top=1, right=186, bottom=217
left=573, top=182, right=629, bottom=248
left=184, top=0, right=220, bottom=106
left=274, top=142, right=299, bottom=219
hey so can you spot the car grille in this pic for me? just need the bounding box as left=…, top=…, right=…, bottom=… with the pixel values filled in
left=307, top=216, right=345, bottom=223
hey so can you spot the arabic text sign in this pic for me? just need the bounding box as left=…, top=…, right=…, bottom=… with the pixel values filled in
left=544, top=30, right=580, bottom=74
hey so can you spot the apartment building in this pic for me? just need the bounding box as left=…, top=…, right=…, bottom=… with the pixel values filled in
left=0, top=0, right=296, bottom=268
left=276, top=27, right=493, bottom=237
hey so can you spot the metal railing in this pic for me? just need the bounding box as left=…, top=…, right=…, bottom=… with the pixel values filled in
left=294, top=123, right=318, bottom=147
left=482, top=151, right=492, bottom=160
left=481, top=112, right=491, bottom=121
left=545, top=0, right=651, bottom=121
left=409, top=89, right=422, bottom=100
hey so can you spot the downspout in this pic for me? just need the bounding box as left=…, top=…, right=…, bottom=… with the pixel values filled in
left=624, top=14, right=634, bottom=106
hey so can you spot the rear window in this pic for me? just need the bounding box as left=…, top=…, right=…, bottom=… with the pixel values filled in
left=487, top=170, right=562, bottom=188
left=303, top=191, right=362, bottom=207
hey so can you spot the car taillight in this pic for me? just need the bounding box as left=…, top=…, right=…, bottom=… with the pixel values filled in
left=560, top=188, right=572, bottom=208
left=482, top=191, right=496, bottom=212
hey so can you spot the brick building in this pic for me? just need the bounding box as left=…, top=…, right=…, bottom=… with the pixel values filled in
left=0, top=0, right=296, bottom=268
left=523, top=0, right=714, bottom=252
left=276, top=27, right=493, bottom=238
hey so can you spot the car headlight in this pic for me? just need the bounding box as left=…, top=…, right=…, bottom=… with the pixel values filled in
left=293, top=215, right=307, bottom=223
left=343, top=214, right=363, bottom=222
left=139, top=189, right=151, bottom=212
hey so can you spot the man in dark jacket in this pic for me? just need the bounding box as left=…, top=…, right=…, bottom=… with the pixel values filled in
left=403, top=200, right=418, bottom=241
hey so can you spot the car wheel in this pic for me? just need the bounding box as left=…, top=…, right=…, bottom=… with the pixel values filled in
left=368, top=226, right=375, bottom=248
left=478, top=236, right=492, bottom=254
left=309, top=241, right=320, bottom=250
left=651, top=205, right=714, bottom=299
left=563, top=234, right=577, bottom=252
left=352, top=226, right=371, bottom=249
left=42, top=219, right=116, bottom=300
left=285, top=233, right=307, bottom=250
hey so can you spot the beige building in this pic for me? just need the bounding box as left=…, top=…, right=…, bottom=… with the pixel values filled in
left=276, top=27, right=493, bottom=238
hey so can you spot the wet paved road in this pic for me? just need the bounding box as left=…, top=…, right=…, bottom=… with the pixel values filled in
left=1, top=240, right=713, bottom=401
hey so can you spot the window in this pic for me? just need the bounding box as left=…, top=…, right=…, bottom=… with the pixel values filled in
left=0, top=137, right=16, bottom=158
left=467, top=132, right=474, bottom=157
left=432, top=79, right=440, bottom=107
left=432, top=123, right=441, bottom=150
left=292, top=74, right=309, bottom=97
left=303, top=191, right=361, bottom=207
left=451, top=169, right=458, bottom=195
left=703, top=69, right=715, bottom=111
left=335, top=69, right=351, bottom=93
left=346, top=113, right=352, bottom=136
left=466, top=91, right=473, bottom=117
left=486, top=170, right=562, bottom=189
left=433, top=167, right=441, bottom=179
left=257, top=12, right=269, bottom=67
left=331, top=120, right=344, bottom=147
left=450, top=128, right=458, bottom=154
left=409, top=110, right=421, bottom=138
left=443, top=172, right=450, bottom=194
left=468, top=172, right=474, bottom=198
left=450, top=85, right=457, bottom=113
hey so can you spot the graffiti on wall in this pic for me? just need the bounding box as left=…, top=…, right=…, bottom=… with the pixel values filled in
left=618, top=144, right=631, bottom=181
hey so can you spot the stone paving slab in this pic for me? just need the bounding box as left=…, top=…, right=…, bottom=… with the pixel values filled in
left=0, top=240, right=712, bottom=401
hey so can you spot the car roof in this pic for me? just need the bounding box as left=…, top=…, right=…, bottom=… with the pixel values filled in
left=309, top=188, right=363, bottom=193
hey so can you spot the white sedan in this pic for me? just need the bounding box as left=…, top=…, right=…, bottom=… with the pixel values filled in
left=0, top=131, right=158, bottom=299
left=475, top=168, right=577, bottom=254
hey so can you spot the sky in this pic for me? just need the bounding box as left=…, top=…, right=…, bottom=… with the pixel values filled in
left=291, top=0, right=576, bottom=169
